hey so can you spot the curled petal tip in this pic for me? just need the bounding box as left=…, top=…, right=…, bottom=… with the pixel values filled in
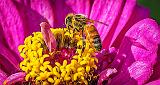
left=40, top=22, right=50, bottom=29
left=40, top=22, right=57, bottom=52
left=3, top=72, right=26, bottom=85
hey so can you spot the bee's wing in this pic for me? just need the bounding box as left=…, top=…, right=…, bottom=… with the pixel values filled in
left=87, top=18, right=108, bottom=26
left=40, top=22, right=57, bottom=52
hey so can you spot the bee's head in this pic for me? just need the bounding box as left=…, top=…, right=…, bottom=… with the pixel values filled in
left=65, top=14, right=74, bottom=28
left=65, top=14, right=87, bottom=32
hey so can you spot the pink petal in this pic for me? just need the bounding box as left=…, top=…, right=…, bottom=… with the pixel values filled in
left=109, top=18, right=160, bottom=85
left=90, top=0, right=124, bottom=49
left=145, top=79, right=160, bottom=85
left=0, top=22, right=19, bottom=73
left=150, top=30, right=160, bottom=81
left=0, top=23, right=7, bottom=46
left=65, top=0, right=91, bottom=16
left=111, top=4, right=150, bottom=48
left=29, top=0, right=55, bottom=27
left=3, top=72, right=26, bottom=85
left=40, top=22, right=57, bottom=51
left=126, top=18, right=160, bottom=63
left=13, top=0, right=54, bottom=35
left=102, top=0, right=136, bottom=48
left=0, top=1, right=25, bottom=56
left=0, top=42, right=19, bottom=74
left=127, top=61, right=152, bottom=85
left=0, top=69, right=7, bottom=85
left=50, top=0, right=74, bottom=27
left=146, top=25, right=160, bottom=85
left=148, top=61, right=160, bottom=82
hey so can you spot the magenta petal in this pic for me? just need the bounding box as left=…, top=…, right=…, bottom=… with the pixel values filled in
left=13, top=0, right=54, bottom=35
left=65, top=0, right=91, bottom=16
left=149, top=38, right=160, bottom=81
left=102, top=0, right=136, bottom=48
left=111, top=3, right=150, bottom=48
left=0, top=69, right=7, bottom=85
left=127, top=61, right=152, bottom=85
left=148, top=61, right=160, bottom=82
left=50, top=0, right=74, bottom=27
left=110, top=18, right=160, bottom=85
left=145, top=79, right=160, bottom=85
left=125, top=18, right=160, bottom=63
left=3, top=72, right=26, bottom=85
left=0, top=42, right=19, bottom=74
left=28, top=0, right=55, bottom=27
left=0, top=1, right=25, bottom=55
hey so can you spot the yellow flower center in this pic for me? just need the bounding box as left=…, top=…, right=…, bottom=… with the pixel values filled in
left=18, top=28, right=98, bottom=85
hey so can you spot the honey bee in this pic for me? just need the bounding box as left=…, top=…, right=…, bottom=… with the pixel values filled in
left=65, top=13, right=107, bottom=51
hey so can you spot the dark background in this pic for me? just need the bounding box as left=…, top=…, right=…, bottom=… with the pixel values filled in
left=138, top=0, right=160, bottom=24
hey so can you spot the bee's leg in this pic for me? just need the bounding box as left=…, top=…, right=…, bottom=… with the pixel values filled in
left=56, top=36, right=60, bottom=50
left=81, top=30, right=86, bottom=53
left=69, top=27, right=71, bottom=33
left=64, top=36, right=68, bottom=48
left=67, top=36, right=70, bottom=48
left=82, top=38, right=86, bottom=53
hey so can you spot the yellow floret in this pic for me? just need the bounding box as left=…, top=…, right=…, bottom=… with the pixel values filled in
left=42, top=81, right=49, bottom=85
left=25, top=74, right=30, bottom=81
left=55, top=62, right=61, bottom=67
left=54, top=79, right=60, bottom=85
left=63, top=60, right=67, bottom=66
left=86, top=65, right=90, bottom=73
left=48, top=78, right=54, bottom=83
left=18, top=45, right=25, bottom=52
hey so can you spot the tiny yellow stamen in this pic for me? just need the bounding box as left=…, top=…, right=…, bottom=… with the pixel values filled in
left=18, top=45, right=25, bottom=53
left=63, top=60, right=67, bottom=66
left=25, top=74, right=30, bottom=81
left=86, top=65, right=90, bottom=73
left=42, top=81, right=49, bottom=85
left=55, top=62, right=61, bottom=67
left=48, top=78, right=54, bottom=83
left=54, top=79, right=60, bottom=85
left=73, top=73, right=78, bottom=81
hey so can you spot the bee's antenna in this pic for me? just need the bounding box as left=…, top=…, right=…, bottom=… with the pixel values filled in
left=87, top=19, right=108, bottom=26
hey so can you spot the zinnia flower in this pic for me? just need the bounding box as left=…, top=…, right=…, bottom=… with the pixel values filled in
left=0, top=0, right=160, bottom=85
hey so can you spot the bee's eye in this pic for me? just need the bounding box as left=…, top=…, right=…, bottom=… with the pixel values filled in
left=65, top=17, right=72, bottom=25
left=65, top=19, right=68, bottom=24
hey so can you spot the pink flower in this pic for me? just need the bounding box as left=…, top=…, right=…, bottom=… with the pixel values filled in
left=0, top=0, right=159, bottom=85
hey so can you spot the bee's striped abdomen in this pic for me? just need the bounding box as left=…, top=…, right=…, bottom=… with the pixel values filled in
left=85, top=25, right=102, bottom=51
left=93, top=35, right=102, bottom=51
